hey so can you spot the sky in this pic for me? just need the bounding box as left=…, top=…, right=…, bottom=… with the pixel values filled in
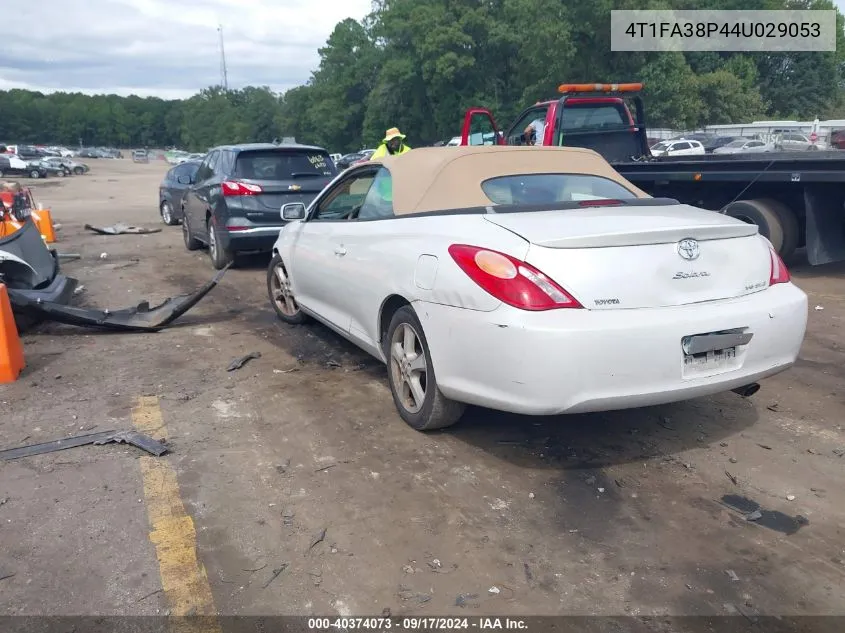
left=1, top=0, right=844, bottom=100
left=0, top=0, right=375, bottom=99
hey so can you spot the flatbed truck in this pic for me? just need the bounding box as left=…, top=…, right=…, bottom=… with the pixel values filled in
left=460, top=83, right=845, bottom=265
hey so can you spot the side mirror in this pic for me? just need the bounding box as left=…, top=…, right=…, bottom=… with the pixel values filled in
left=177, top=175, right=189, bottom=184
left=281, top=202, right=306, bottom=221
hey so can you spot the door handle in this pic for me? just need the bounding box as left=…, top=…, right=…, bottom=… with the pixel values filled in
left=334, top=246, right=347, bottom=256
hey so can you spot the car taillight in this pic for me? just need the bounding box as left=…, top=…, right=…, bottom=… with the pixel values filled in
left=222, top=181, right=263, bottom=196
left=448, top=244, right=582, bottom=311
left=769, top=246, right=790, bottom=285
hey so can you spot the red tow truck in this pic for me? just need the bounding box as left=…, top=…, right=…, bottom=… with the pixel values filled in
left=460, top=83, right=845, bottom=266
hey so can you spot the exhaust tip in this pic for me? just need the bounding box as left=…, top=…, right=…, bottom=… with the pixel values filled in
left=732, top=383, right=760, bottom=397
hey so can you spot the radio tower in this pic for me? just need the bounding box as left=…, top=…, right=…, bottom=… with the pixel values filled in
left=218, top=25, right=229, bottom=90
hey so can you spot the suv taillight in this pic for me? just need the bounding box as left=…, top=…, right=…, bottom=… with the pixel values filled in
left=222, top=181, right=263, bottom=196
left=448, top=244, right=582, bottom=310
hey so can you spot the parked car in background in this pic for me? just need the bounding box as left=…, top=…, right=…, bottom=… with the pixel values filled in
left=181, top=142, right=338, bottom=269
left=40, top=156, right=82, bottom=174
left=14, top=145, right=43, bottom=159
left=266, top=146, right=807, bottom=431
left=705, top=136, right=745, bottom=153
left=829, top=129, right=845, bottom=149
left=774, top=133, right=825, bottom=151
left=77, top=148, right=101, bottom=158
left=132, top=150, right=149, bottom=163
left=712, top=138, right=773, bottom=154
left=0, top=154, right=48, bottom=178
left=350, top=149, right=377, bottom=166
left=38, top=157, right=71, bottom=177
left=159, top=160, right=201, bottom=225
left=60, top=157, right=89, bottom=175
left=336, top=152, right=367, bottom=170
left=650, top=139, right=706, bottom=157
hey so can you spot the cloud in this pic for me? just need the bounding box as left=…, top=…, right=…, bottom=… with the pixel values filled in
left=0, top=0, right=374, bottom=99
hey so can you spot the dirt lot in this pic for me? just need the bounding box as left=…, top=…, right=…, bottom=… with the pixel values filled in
left=0, top=158, right=844, bottom=623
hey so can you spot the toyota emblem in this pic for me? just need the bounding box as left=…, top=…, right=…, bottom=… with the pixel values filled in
left=677, top=238, right=700, bottom=260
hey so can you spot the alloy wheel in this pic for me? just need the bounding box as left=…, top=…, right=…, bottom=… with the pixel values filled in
left=389, top=323, right=428, bottom=414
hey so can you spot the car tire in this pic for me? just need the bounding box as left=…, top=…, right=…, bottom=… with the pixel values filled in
left=160, top=200, right=178, bottom=226
left=73, top=167, right=84, bottom=175
left=267, top=254, right=309, bottom=325
left=182, top=214, right=202, bottom=251
left=384, top=305, right=466, bottom=431
left=207, top=219, right=234, bottom=270
left=29, top=170, right=40, bottom=179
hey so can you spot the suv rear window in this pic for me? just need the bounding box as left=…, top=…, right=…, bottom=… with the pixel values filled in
left=234, top=150, right=336, bottom=179
left=481, top=174, right=637, bottom=205
left=562, top=103, right=627, bottom=130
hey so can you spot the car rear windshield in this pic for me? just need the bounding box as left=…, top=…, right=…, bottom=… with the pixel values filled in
left=561, top=103, right=627, bottom=130
left=234, top=150, right=336, bottom=180
left=481, top=174, right=638, bottom=205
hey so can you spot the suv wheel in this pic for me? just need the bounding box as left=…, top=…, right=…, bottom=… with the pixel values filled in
left=182, top=214, right=202, bottom=251
left=29, top=170, right=40, bottom=179
left=208, top=220, right=234, bottom=270
left=160, top=201, right=178, bottom=226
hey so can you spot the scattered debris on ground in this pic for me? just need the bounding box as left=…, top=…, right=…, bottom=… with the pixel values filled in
left=262, top=563, right=289, bottom=589
left=84, top=223, right=162, bottom=235
left=307, top=528, right=327, bottom=554
left=0, top=429, right=167, bottom=461
left=227, top=351, right=262, bottom=371
left=720, top=494, right=809, bottom=535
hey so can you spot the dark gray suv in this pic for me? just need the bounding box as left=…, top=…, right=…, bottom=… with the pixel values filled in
left=181, top=143, right=337, bottom=269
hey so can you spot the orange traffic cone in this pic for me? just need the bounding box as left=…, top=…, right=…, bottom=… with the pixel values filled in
left=31, top=209, right=57, bottom=243
left=0, top=283, right=25, bottom=383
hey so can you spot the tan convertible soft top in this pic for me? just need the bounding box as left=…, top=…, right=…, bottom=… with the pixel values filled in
left=368, top=145, right=649, bottom=215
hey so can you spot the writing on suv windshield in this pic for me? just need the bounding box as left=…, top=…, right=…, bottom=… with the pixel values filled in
left=235, top=150, right=336, bottom=180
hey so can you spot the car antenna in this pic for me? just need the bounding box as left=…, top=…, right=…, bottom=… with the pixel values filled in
left=721, top=158, right=777, bottom=211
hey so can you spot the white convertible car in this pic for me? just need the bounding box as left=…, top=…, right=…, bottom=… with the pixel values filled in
left=267, top=146, right=808, bottom=431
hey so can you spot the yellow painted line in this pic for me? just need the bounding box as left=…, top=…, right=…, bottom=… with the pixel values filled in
left=132, top=396, right=221, bottom=631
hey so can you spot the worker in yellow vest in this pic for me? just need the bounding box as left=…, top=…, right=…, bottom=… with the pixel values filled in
left=371, top=127, right=412, bottom=159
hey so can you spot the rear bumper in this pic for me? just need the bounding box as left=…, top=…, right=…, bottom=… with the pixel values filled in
left=10, top=273, right=77, bottom=331
left=416, top=283, right=808, bottom=416
left=218, top=225, right=284, bottom=253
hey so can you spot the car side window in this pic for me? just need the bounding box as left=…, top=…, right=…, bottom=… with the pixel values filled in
left=194, top=155, right=212, bottom=182
left=205, top=151, right=220, bottom=177
left=173, top=163, right=195, bottom=180
left=507, top=107, right=548, bottom=145
left=673, top=142, right=691, bottom=150
left=216, top=150, right=233, bottom=176
left=358, top=168, right=394, bottom=220
left=311, top=172, right=377, bottom=221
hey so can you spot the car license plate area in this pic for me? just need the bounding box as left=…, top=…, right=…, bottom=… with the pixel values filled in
left=682, top=346, right=739, bottom=377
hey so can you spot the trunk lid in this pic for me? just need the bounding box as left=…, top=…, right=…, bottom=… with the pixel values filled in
left=484, top=204, right=771, bottom=309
